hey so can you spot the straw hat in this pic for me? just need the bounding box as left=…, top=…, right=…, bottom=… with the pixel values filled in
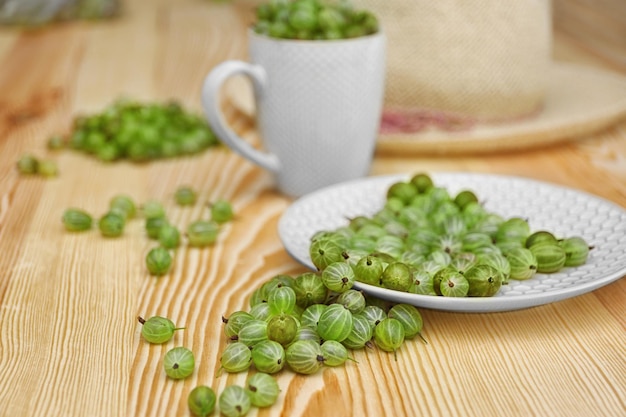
left=226, top=0, right=626, bottom=155
left=354, top=0, right=626, bottom=155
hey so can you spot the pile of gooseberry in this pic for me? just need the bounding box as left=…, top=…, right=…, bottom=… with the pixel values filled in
left=51, top=99, right=219, bottom=162
left=137, top=315, right=280, bottom=417
left=61, top=185, right=235, bottom=276
left=220, top=270, right=425, bottom=377
left=308, top=173, right=592, bottom=298
left=253, top=0, right=379, bottom=40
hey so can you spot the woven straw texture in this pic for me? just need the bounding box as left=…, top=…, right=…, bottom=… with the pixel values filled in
left=352, top=0, right=553, bottom=120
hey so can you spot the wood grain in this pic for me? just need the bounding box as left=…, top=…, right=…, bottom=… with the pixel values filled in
left=0, top=1, right=625, bottom=417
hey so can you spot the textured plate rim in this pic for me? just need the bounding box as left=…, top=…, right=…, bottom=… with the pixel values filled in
left=277, top=172, right=626, bottom=313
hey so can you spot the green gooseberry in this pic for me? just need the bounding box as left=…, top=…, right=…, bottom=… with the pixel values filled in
left=146, top=247, right=172, bottom=276
left=409, top=194, right=437, bottom=214
left=249, top=302, right=272, bottom=322
left=364, top=294, right=393, bottom=312
left=267, top=314, right=299, bottom=346
left=342, top=313, right=374, bottom=350
left=62, top=208, right=93, bottom=232
left=220, top=341, right=252, bottom=373
left=450, top=253, right=478, bottom=275
left=358, top=305, right=387, bottom=328
left=439, top=270, right=469, bottom=297
left=464, top=264, right=502, bottom=297
left=316, top=303, right=353, bottom=343
left=300, top=304, right=327, bottom=331
left=349, top=236, right=377, bottom=252
left=137, top=315, right=184, bottom=344
left=441, top=216, right=468, bottom=237
left=408, top=269, right=437, bottom=296
left=477, top=252, right=511, bottom=284
left=311, top=229, right=350, bottom=249
left=251, top=339, right=286, bottom=374
left=163, top=347, right=195, bottom=379
left=387, top=304, right=424, bottom=340
left=98, top=211, right=125, bottom=237
left=321, top=261, right=355, bottom=293
left=406, top=229, right=440, bottom=249
left=37, top=160, right=59, bottom=177
left=318, top=6, right=346, bottom=30
left=525, top=230, right=558, bottom=248
left=409, top=173, right=434, bottom=193
left=504, top=247, right=538, bottom=280
left=262, top=274, right=295, bottom=291
left=495, top=217, right=531, bottom=245
left=529, top=243, right=566, bottom=273
left=96, top=143, right=120, bottom=162
left=384, top=197, right=405, bottom=214
left=398, top=250, right=426, bottom=269
left=285, top=339, right=324, bottom=375
left=188, top=385, right=216, bottom=417
left=287, top=326, right=321, bottom=347
left=210, top=199, right=234, bottom=224
left=472, top=244, right=502, bottom=256
left=432, top=267, right=457, bottom=296
left=348, top=215, right=374, bottom=231
left=248, top=287, right=266, bottom=307
left=293, top=272, right=328, bottom=308
left=472, top=213, right=505, bottom=238
left=223, top=311, right=255, bottom=339
left=16, top=154, right=39, bottom=174
left=288, top=8, right=317, bottom=31
left=425, top=186, right=451, bottom=205
left=237, top=319, right=268, bottom=348
left=186, top=220, right=219, bottom=247
left=109, top=194, right=136, bottom=219
left=158, top=224, right=181, bottom=249
left=453, top=190, right=479, bottom=210
left=267, top=286, right=297, bottom=316
left=427, top=250, right=452, bottom=269
left=309, top=238, right=344, bottom=271
left=336, top=289, right=366, bottom=314
left=380, top=262, right=412, bottom=292
left=341, top=248, right=369, bottom=268
left=375, top=235, right=405, bottom=259
left=461, top=232, right=494, bottom=253
left=246, top=372, right=280, bottom=408
left=355, top=223, right=387, bottom=241
left=321, top=340, right=351, bottom=367
left=433, top=234, right=463, bottom=256
left=353, top=255, right=384, bottom=286
left=386, top=181, right=418, bottom=205
left=462, top=199, right=488, bottom=218
left=146, top=216, right=168, bottom=240
left=377, top=219, right=409, bottom=236
left=496, top=240, right=524, bottom=255
left=560, top=236, right=591, bottom=267
left=373, top=318, right=405, bottom=360
left=218, top=385, right=251, bottom=417
left=174, top=186, right=197, bottom=206
left=141, top=200, right=166, bottom=219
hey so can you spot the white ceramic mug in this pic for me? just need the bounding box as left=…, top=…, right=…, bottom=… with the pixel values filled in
left=202, top=30, right=386, bottom=197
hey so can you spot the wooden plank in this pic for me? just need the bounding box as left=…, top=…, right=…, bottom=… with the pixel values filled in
left=0, top=1, right=625, bottom=417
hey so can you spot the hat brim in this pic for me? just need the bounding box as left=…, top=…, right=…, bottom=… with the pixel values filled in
left=224, top=62, right=626, bottom=155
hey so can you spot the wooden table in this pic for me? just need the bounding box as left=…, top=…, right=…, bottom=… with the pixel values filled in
left=0, top=1, right=624, bottom=416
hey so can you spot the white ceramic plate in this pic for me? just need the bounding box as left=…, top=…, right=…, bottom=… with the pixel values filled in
left=277, top=172, right=626, bottom=313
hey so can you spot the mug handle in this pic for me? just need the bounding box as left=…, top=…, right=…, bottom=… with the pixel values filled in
left=201, top=61, right=280, bottom=173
